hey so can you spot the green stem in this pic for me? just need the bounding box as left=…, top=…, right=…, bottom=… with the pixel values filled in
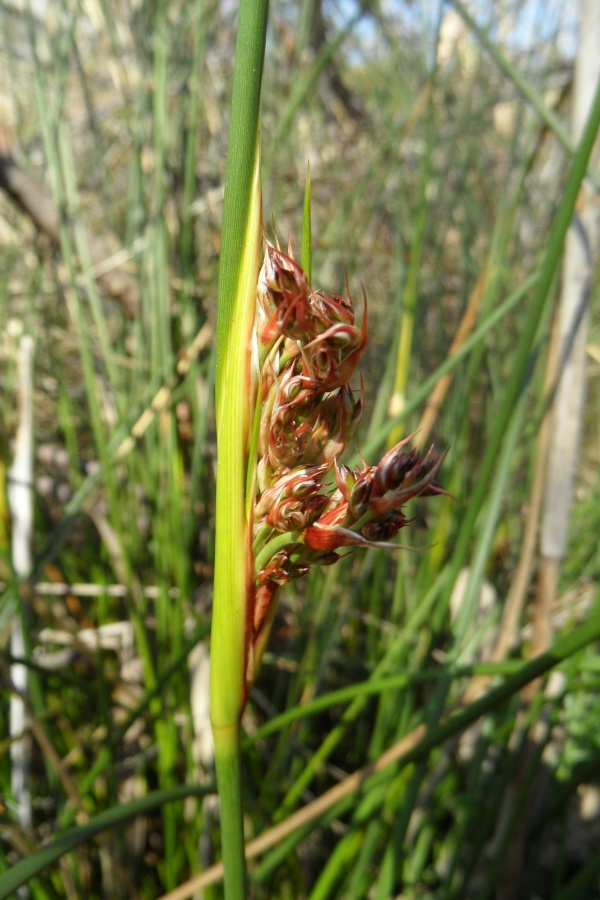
left=215, top=1, right=270, bottom=397
left=213, top=724, right=246, bottom=900
left=210, top=2, right=269, bottom=898
left=254, top=530, right=301, bottom=573
left=388, top=102, right=433, bottom=443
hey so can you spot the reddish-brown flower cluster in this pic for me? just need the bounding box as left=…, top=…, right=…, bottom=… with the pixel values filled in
left=248, top=239, right=446, bottom=676
left=304, top=438, right=446, bottom=550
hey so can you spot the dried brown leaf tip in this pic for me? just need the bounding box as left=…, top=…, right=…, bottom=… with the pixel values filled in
left=247, top=239, right=448, bottom=683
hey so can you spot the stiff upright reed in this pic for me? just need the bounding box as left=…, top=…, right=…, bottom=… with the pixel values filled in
left=210, top=7, right=446, bottom=892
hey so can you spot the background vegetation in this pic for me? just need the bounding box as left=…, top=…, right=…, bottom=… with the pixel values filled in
left=1, top=0, right=599, bottom=897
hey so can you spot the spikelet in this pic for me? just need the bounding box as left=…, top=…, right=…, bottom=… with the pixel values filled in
left=246, top=239, right=447, bottom=688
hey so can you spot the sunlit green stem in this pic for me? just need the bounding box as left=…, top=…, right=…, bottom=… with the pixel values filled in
left=210, top=1, right=269, bottom=897
left=254, top=530, right=301, bottom=573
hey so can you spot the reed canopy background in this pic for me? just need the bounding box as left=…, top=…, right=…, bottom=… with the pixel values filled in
left=1, top=1, right=599, bottom=898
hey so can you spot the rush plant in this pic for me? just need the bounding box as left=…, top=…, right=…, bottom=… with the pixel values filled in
left=210, top=6, right=445, bottom=896
left=213, top=236, right=447, bottom=895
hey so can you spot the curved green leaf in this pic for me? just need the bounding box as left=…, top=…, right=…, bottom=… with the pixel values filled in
left=0, top=785, right=211, bottom=899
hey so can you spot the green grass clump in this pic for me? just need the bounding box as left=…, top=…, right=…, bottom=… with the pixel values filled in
left=0, top=2, right=599, bottom=898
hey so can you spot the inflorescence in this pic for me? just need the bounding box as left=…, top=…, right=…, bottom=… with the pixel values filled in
left=247, top=239, right=447, bottom=683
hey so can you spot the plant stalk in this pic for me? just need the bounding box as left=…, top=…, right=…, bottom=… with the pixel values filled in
left=210, top=1, right=269, bottom=897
